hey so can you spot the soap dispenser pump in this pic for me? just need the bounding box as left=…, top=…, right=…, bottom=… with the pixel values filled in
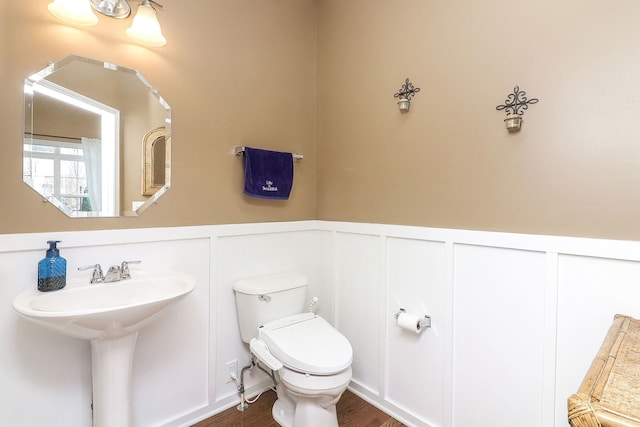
left=38, top=240, right=67, bottom=292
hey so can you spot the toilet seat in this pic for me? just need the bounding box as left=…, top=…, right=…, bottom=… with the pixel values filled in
left=259, top=313, right=353, bottom=375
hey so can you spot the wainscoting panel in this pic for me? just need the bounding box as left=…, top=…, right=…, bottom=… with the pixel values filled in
left=452, top=245, right=547, bottom=427
left=214, top=230, right=329, bottom=403
left=1, top=249, right=92, bottom=427
left=555, top=254, right=640, bottom=427
left=127, top=238, right=211, bottom=425
left=321, top=222, right=640, bottom=427
left=334, top=232, right=382, bottom=395
left=385, top=237, right=447, bottom=426
left=5, top=222, right=640, bottom=427
left=1, top=233, right=213, bottom=427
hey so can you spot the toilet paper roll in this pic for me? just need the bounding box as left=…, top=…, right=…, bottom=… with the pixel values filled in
left=397, top=312, right=422, bottom=333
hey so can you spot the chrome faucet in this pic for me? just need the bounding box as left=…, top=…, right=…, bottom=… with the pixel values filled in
left=78, top=264, right=104, bottom=284
left=120, top=260, right=140, bottom=279
left=104, top=265, right=122, bottom=282
left=78, top=260, right=141, bottom=284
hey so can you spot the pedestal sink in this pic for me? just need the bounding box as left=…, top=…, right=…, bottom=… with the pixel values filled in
left=12, top=270, right=196, bottom=427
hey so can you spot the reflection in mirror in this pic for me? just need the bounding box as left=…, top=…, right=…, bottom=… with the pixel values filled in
left=23, top=55, right=171, bottom=217
left=142, top=127, right=170, bottom=196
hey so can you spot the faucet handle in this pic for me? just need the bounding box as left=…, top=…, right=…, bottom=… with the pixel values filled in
left=78, top=264, right=104, bottom=284
left=120, top=260, right=141, bottom=279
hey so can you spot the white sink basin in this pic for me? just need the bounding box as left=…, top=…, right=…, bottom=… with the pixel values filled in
left=13, top=269, right=196, bottom=340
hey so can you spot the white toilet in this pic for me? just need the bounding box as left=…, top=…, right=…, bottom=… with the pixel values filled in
left=233, top=272, right=353, bottom=427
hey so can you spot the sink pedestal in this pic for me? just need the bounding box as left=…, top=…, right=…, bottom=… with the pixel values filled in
left=91, top=332, right=139, bottom=427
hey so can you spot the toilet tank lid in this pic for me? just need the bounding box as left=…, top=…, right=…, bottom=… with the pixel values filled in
left=233, top=272, right=308, bottom=294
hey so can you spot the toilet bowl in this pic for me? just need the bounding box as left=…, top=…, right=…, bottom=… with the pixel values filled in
left=259, top=313, right=353, bottom=427
left=274, top=366, right=353, bottom=427
left=232, top=272, right=353, bottom=427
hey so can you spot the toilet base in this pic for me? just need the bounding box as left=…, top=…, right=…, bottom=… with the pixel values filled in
left=270, top=366, right=352, bottom=427
left=272, top=399, right=293, bottom=427
left=271, top=372, right=347, bottom=427
left=272, top=395, right=340, bottom=427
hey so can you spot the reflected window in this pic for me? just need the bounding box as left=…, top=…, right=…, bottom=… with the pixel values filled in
left=25, top=77, right=119, bottom=216
left=23, top=140, right=91, bottom=212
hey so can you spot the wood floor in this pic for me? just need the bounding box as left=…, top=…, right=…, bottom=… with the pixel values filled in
left=192, top=389, right=406, bottom=427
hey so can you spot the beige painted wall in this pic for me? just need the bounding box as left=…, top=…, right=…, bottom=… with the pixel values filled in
left=4, top=1, right=640, bottom=240
left=317, top=0, right=640, bottom=240
left=0, top=0, right=317, bottom=233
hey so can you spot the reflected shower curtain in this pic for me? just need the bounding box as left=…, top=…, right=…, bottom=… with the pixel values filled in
left=81, top=137, right=102, bottom=212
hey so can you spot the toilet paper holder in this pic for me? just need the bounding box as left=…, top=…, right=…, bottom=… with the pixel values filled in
left=394, top=308, right=432, bottom=329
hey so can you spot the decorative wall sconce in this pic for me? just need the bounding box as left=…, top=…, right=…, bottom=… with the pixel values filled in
left=48, top=0, right=167, bottom=47
left=394, top=78, right=421, bottom=112
left=496, top=86, right=539, bottom=132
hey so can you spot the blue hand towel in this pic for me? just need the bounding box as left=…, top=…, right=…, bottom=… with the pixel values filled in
left=243, top=147, right=294, bottom=200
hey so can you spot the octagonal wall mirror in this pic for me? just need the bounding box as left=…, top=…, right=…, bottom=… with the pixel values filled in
left=23, top=55, right=171, bottom=217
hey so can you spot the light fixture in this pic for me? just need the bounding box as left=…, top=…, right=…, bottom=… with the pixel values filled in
left=496, top=86, right=539, bottom=132
left=48, top=0, right=99, bottom=26
left=393, top=78, right=421, bottom=113
left=48, top=0, right=166, bottom=47
left=126, top=0, right=166, bottom=47
left=90, top=0, right=131, bottom=19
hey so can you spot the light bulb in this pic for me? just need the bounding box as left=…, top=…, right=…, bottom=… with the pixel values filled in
left=126, top=2, right=166, bottom=47
left=48, top=0, right=99, bottom=26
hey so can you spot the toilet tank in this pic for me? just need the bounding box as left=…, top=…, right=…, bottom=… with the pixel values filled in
left=233, top=272, right=308, bottom=343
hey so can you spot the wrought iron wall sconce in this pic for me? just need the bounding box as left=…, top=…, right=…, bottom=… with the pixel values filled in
left=496, top=86, right=539, bottom=132
left=394, top=78, right=421, bottom=112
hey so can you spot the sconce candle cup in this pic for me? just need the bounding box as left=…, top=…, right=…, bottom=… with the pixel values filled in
left=397, top=98, right=411, bottom=112
left=504, top=114, right=523, bottom=132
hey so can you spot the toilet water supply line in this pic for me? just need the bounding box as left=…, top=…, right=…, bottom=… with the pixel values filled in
left=232, top=296, right=320, bottom=412
left=233, top=356, right=277, bottom=412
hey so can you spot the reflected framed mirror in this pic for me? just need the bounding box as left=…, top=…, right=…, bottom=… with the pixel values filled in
left=23, top=55, right=171, bottom=217
left=142, top=127, right=170, bottom=196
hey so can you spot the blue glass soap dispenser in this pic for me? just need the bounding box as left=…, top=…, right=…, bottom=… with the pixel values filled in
left=37, top=240, right=67, bottom=292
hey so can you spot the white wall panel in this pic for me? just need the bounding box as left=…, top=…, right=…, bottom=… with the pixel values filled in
left=215, top=230, right=328, bottom=401
left=6, top=222, right=640, bottom=427
left=452, top=245, right=546, bottom=427
left=555, top=255, right=640, bottom=427
left=1, top=249, right=92, bottom=427
left=385, top=237, right=447, bottom=426
left=335, top=232, right=381, bottom=393
left=1, top=237, right=212, bottom=427
left=128, top=239, right=211, bottom=426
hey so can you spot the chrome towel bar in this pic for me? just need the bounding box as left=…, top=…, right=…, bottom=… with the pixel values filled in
left=234, top=146, right=304, bottom=161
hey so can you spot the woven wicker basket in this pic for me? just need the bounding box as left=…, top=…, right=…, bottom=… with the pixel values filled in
left=568, top=315, right=640, bottom=427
